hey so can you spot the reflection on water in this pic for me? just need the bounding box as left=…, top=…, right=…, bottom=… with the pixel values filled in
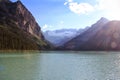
left=0, top=51, right=120, bottom=80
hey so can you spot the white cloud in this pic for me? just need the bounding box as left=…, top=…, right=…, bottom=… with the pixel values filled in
left=42, top=21, right=65, bottom=31
left=68, top=0, right=73, bottom=2
left=96, top=0, right=120, bottom=10
left=96, top=0, right=120, bottom=20
left=42, top=24, right=48, bottom=30
left=42, top=24, right=54, bottom=31
left=64, top=0, right=120, bottom=20
left=69, top=2, right=94, bottom=14
left=64, top=0, right=94, bottom=15
left=64, top=2, right=68, bottom=5
left=41, top=21, right=64, bottom=32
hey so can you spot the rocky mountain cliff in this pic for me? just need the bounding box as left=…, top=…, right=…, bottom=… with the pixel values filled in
left=0, top=0, right=52, bottom=50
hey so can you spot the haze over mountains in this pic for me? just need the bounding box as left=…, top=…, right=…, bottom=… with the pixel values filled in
left=43, top=28, right=89, bottom=46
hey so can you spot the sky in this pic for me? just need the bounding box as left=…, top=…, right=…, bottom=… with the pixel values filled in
left=11, top=0, right=120, bottom=31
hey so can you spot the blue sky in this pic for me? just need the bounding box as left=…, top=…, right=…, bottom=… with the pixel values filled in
left=11, top=0, right=120, bottom=31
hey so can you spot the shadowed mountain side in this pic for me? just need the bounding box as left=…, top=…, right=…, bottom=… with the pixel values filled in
left=79, top=21, right=120, bottom=51
left=0, top=0, right=53, bottom=50
left=60, top=17, right=120, bottom=51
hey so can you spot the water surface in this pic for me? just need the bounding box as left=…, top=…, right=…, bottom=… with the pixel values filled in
left=0, top=51, right=120, bottom=80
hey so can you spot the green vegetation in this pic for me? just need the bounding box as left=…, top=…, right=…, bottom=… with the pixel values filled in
left=0, top=24, right=37, bottom=50
left=0, top=22, right=51, bottom=50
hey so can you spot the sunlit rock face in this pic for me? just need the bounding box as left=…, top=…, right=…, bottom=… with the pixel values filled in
left=0, top=0, right=43, bottom=39
left=0, top=0, right=52, bottom=50
left=14, top=1, right=44, bottom=39
left=62, top=18, right=120, bottom=51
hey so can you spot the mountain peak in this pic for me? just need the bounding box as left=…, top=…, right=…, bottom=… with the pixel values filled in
left=90, top=17, right=109, bottom=28
left=97, top=17, right=109, bottom=24
left=100, top=17, right=108, bottom=21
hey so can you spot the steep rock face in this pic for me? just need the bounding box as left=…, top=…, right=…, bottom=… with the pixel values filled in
left=15, top=1, right=44, bottom=39
left=62, top=17, right=109, bottom=50
left=0, top=0, right=52, bottom=50
left=0, top=0, right=43, bottom=39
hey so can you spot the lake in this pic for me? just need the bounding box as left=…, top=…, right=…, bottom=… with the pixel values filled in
left=0, top=51, right=120, bottom=80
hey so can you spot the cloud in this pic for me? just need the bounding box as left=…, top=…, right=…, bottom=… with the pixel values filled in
left=64, top=2, right=68, bottom=5
left=42, top=21, right=65, bottom=31
left=42, top=24, right=48, bottom=30
left=64, top=0, right=73, bottom=5
left=96, top=0, right=120, bottom=20
left=96, top=0, right=120, bottom=10
left=69, top=2, right=94, bottom=14
left=64, top=0, right=120, bottom=20
left=41, top=21, right=64, bottom=32
left=42, top=24, right=54, bottom=31
left=68, top=0, right=73, bottom=2
left=64, top=0, right=94, bottom=15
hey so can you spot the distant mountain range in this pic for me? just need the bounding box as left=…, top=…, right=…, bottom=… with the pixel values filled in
left=43, top=28, right=89, bottom=46
left=0, top=0, right=53, bottom=50
left=60, top=17, right=120, bottom=51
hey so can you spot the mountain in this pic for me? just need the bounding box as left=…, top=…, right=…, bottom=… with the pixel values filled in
left=80, top=21, right=120, bottom=50
left=62, top=17, right=113, bottom=50
left=43, top=28, right=89, bottom=47
left=43, top=29, right=78, bottom=46
left=0, top=0, right=52, bottom=50
left=76, top=27, right=90, bottom=36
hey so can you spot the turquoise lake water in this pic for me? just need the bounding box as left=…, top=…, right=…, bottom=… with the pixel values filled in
left=0, top=51, right=120, bottom=80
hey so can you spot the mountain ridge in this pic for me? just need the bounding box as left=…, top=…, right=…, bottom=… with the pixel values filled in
left=43, top=28, right=89, bottom=47
left=61, top=17, right=120, bottom=50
